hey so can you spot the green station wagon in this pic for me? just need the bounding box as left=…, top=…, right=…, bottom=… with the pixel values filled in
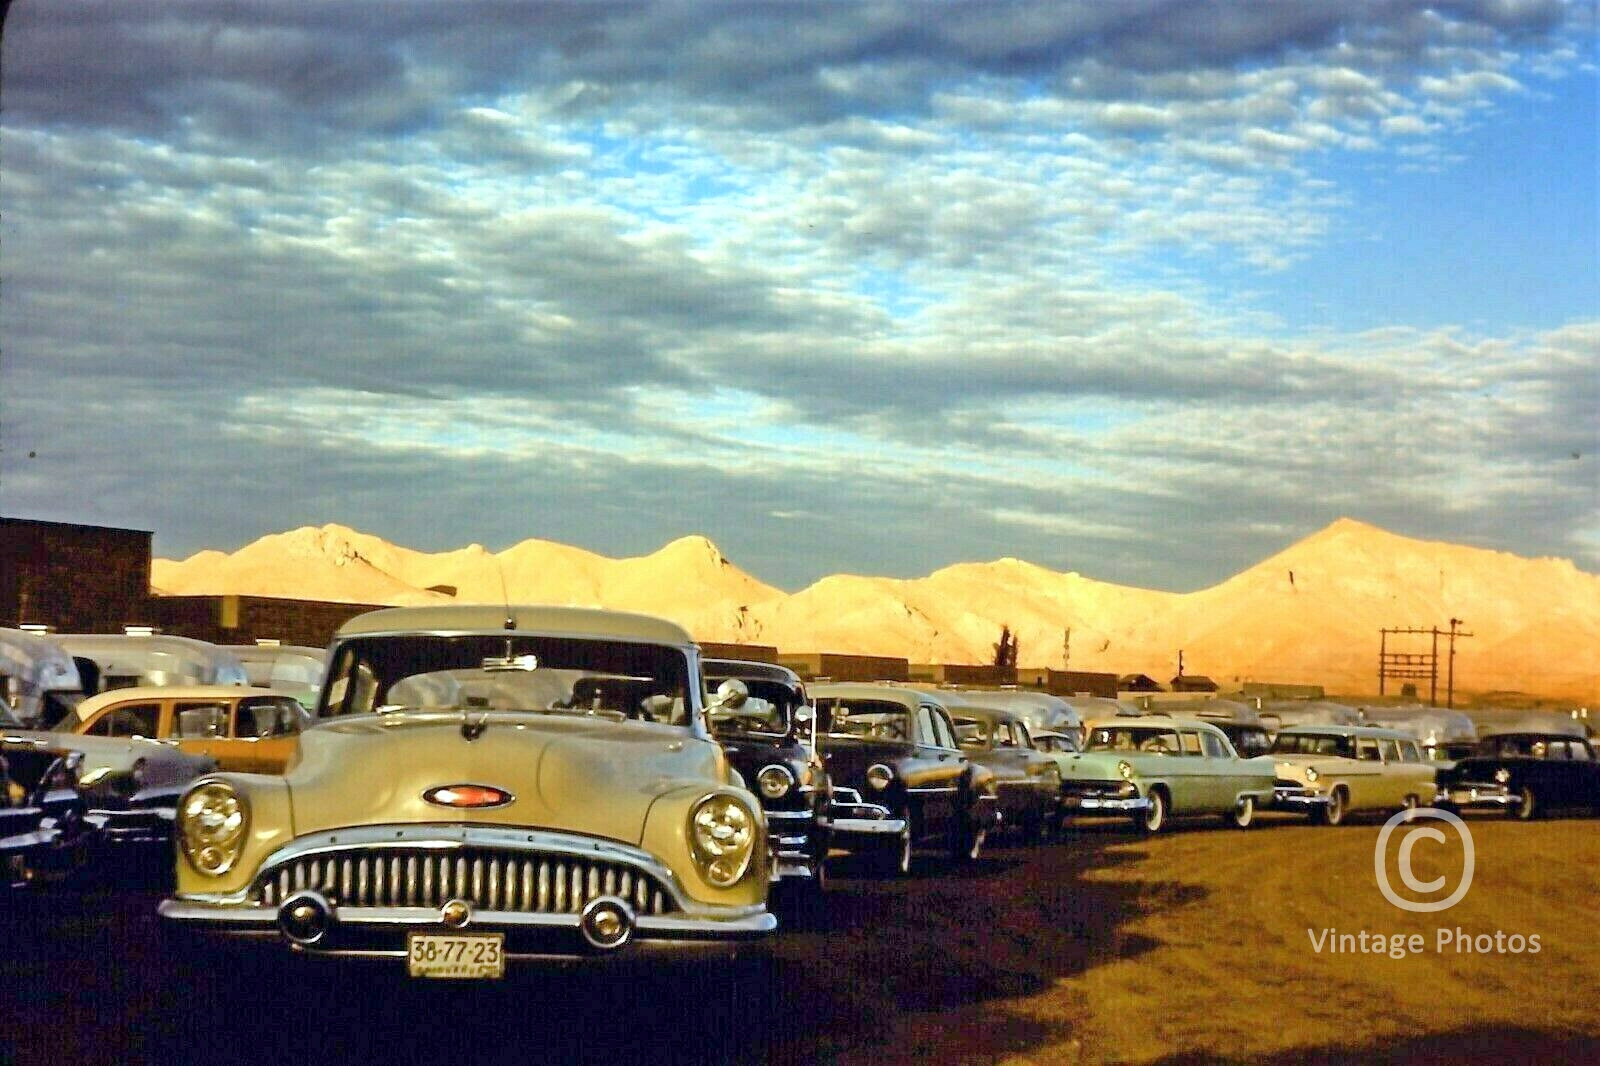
left=1060, top=717, right=1277, bottom=832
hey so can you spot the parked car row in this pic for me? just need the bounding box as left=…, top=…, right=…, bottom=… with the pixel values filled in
left=6, top=611, right=1595, bottom=981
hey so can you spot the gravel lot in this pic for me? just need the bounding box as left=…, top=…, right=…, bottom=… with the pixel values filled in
left=5, top=816, right=1597, bottom=1065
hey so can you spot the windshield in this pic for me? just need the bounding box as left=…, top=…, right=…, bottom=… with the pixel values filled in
left=821, top=698, right=912, bottom=742
left=1086, top=726, right=1181, bottom=753
left=705, top=678, right=800, bottom=738
left=320, top=634, right=694, bottom=727
left=1272, top=733, right=1356, bottom=757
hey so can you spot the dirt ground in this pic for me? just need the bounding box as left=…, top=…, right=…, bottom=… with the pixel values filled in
left=4, top=811, right=1597, bottom=1065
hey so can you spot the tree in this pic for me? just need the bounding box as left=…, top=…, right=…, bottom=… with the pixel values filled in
left=992, top=625, right=1018, bottom=671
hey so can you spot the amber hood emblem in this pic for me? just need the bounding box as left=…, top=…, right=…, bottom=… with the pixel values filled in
left=422, top=784, right=515, bottom=809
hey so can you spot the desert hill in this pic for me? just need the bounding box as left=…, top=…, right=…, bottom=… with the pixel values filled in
left=152, top=518, right=1599, bottom=701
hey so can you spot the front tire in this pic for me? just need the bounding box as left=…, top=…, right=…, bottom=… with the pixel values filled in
left=1314, top=787, right=1347, bottom=826
left=1513, top=786, right=1539, bottom=821
left=1135, top=789, right=1166, bottom=834
left=1230, top=795, right=1255, bottom=829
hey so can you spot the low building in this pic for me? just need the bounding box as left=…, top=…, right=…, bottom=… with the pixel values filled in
left=699, top=641, right=780, bottom=664
left=778, top=652, right=909, bottom=683
left=1170, top=674, right=1220, bottom=693
left=910, top=663, right=1013, bottom=686
left=147, top=594, right=383, bottom=649
left=1240, top=681, right=1326, bottom=701
left=1118, top=673, right=1164, bottom=693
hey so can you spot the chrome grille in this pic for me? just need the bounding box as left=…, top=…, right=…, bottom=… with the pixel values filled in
left=254, top=848, right=673, bottom=915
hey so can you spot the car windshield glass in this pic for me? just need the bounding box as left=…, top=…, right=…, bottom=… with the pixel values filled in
left=1272, top=733, right=1356, bottom=757
left=705, top=678, right=796, bottom=738
left=321, top=634, right=693, bottom=727
left=953, top=716, right=990, bottom=747
left=1086, top=726, right=1181, bottom=753
left=1231, top=728, right=1272, bottom=757
left=825, top=699, right=912, bottom=742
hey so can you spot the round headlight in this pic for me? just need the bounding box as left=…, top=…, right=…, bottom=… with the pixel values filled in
left=1117, top=760, right=1134, bottom=781
left=689, top=794, right=756, bottom=887
left=1494, top=768, right=1510, bottom=784
left=866, top=764, right=893, bottom=790
left=1305, top=767, right=1319, bottom=783
left=757, top=764, right=795, bottom=800
left=178, top=781, right=249, bottom=877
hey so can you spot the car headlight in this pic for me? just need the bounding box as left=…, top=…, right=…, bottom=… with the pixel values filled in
left=689, top=794, right=756, bottom=887
left=1494, top=768, right=1510, bottom=784
left=1305, top=767, right=1319, bottom=783
left=1117, top=760, right=1134, bottom=781
left=866, top=764, right=893, bottom=790
left=178, top=782, right=249, bottom=877
left=757, top=764, right=795, bottom=800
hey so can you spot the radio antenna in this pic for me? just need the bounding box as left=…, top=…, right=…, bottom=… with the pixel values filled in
left=495, top=556, right=514, bottom=630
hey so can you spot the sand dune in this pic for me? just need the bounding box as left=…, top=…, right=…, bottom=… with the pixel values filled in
left=153, top=517, right=1599, bottom=701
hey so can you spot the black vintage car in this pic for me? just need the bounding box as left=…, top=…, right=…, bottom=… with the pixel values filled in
left=703, top=659, right=831, bottom=898
left=810, top=683, right=1000, bottom=876
left=1, top=734, right=98, bottom=890
left=946, top=704, right=1061, bottom=841
left=1438, top=731, right=1600, bottom=820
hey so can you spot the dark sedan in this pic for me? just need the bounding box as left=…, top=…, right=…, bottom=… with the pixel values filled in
left=2, top=736, right=98, bottom=890
left=947, top=704, right=1061, bottom=841
left=811, top=683, right=1000, bottom=876
left=704, top=658, right=831, bottom=900
left=1438, top=732, right=1600, bottom=820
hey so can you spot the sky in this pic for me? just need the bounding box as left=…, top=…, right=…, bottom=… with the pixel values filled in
left=1, top=0, right=1595, bottom=593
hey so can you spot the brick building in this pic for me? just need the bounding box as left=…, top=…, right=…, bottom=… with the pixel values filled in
left=1, top=517, right=152, bottom=631
left=148, top=594, right=384, bottom=649
left=777, top=652, right=909, bottom=683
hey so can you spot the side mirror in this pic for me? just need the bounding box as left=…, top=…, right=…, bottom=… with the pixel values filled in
left=707, top=678, right=749, bottom=712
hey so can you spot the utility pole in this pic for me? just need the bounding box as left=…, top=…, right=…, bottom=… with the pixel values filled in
left=1379, top=623, right=1473, bottom=704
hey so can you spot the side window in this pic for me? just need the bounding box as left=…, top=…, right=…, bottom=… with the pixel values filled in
left=916, top=705, right=939, bottom=747
left=1179, top=731, right=1203, bottom=756
left=1200, top=732, right=1229, bottom=759
left=1546, top=741, right=1571, bottom=761
left=928, top=707, right=959, bottom=750
left=993, top=721, right=1016, bottom=748
left=89, top=704, right=159, bottom=738
left=1015, top=721, right=1033, bottom=749
left=1356, top=738, right=1381, bottom=761
left=237, top=697, right=305, bottom=738
left=1379, top=739, right=1401, bottom=763
left=1400, top=742, right=1423, bottom=763
left=173, top=702, right=229, bottom=739
left=1570, top=742, right=1593, bottom=762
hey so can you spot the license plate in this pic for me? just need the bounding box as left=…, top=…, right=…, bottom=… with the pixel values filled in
left=406, top=933, right=505, bottom=979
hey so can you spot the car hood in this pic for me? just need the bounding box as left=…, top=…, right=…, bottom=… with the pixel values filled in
left=286, top=712, right=725, bottom=846
left=3, top=728, right=211, bottom=783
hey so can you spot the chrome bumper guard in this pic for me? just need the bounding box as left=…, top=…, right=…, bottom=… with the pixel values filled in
left=1438, top=784, right=1517, bottom=809
left=1060, top=784, right=1149, bottom=813
left=88, top=805, right=173, bottom=844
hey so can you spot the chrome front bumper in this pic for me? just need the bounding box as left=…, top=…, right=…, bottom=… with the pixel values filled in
left=87, top=806, right=173, bottom=844
left=1060, top=784, right=1150, bottom=813
left=1438, top=784, right=1517, bottom=809
left=827, top=788, right=908, bottom=838
left=161, top=824, right=775, bottom=960
left=1272, top=785, right=1332, bottom=809
left=764, top=808, right=826, bottom=880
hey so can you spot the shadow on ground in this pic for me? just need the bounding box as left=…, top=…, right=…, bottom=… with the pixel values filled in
left=3, top=834, right=1168, bottom=1066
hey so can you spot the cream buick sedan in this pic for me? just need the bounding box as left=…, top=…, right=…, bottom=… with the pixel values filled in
left=159, top=605, right=775, bottom=975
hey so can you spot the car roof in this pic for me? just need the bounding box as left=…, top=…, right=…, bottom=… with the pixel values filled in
left=1085, top=715, right=1227, bottom=735
left=333, top=605, right=693, bottom=645
left=808, top=682, right=940, bottom=710
left=73, top=684, right=304, bottom=722
left=702, top=659, right=803, bottom=685
left=1276, top=724, right=1416, bottom=740
left=946, top=703, right=1026, bottom=726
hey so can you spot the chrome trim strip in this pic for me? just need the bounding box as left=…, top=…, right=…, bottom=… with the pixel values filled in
left=829, top=817, right=909, bottom=835
left=157, top=898, right=775, bottom=939
left=1068, top=797, right=1151, bottom=812
left=762, top=809, right=813, bottom=820
left=905, top=786, right=957, bottom=794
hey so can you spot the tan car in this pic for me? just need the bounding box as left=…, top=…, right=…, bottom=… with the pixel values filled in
left=159, top=605, right=774, bottom=974
left=1270, top=725, right=1441, bottom=825
left=69, top=686, right=309, bottom=774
